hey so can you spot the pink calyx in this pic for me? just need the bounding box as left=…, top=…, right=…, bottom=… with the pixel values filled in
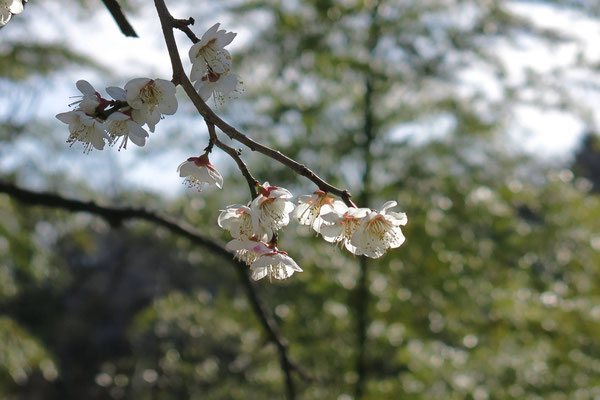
left=187, top=154, right=217, bottom=171
left=257, top=185, right=279, bottom=197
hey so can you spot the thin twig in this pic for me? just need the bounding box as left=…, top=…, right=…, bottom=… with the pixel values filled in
left=153, top=0, right=354, bottom=207
left=96, top=100, right=129, bottom=120
left=206, top=121, right=259, bottom=199
left=173, top=17, right=200, bottom=43
left=153, top=0, right=185, bottom=84
left=0, top=181, right=308, bottom=390
left=101, top=0, right=138, bottom=37
left=197, top=86, right=354, bottom=206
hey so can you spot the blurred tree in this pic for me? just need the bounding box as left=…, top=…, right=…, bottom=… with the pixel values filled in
left=573, top=132, right=600, bottom=192
left=221, top=0, right=600, bottom=398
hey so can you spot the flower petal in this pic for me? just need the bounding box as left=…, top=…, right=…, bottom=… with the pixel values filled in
left=0, top=10, right=12, bottom=26
left=124, top=78, right=151, bottom=107
left=349, top=207, right=370, bottom=219
left=216, top=31, right=236, bottom=48
left=76, top=80, right=96, bottom=96
left=200, top=23, right=220, bottom=44
left=250, top=265, right=269, bottom=281
left=379, top=200, right=398, bottom=212
left=106, top=86, right=127, bottom=101
left=385, top=211, right=408, bottom=226
left=159, top=95, right=178, bottom=115
left=9, top=0, right=23, bottom=14
left=219, top=73, right=238, bottom=95
left=107, top=112, right=129, bottom=121
left=350, top=224, right=387, bottom=258
left=319, top=223, right=343, bottom=243
left=155, top=79, right=176, bottom=94
left=387, top=227, right=406, bottom=249
left=190, top=63, right=206, bottom=83
left=177, top=161, right=196, bottom=177
left=56, top=111, right=77, bottom=124
left=208, top=167, right=224, bottom=189
left=197, top=81, right=213, bottom=101
left=128, top=121, right=148, bottom=137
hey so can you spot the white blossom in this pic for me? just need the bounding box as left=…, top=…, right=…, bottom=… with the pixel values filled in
left=125, top=78, right=177, bottom=132
left=226, top=238, right=271, bottom=266
left=68, top=80, right=104, bottom=115
left=250, top=182, right=295, bottom=240
left=292, top=190, right=337, bottom=233
left=1, top=0, right=23, bottom=26
left=55, top=110, right=109, bottom=153
left=190, top=49, right=231, bottom=82
left=177, top=154, right=223, bottom=191
left=249, top=251, right=303, bottom=281
left=226, top=239, right=302, bottom=281
left=106, top=112, right=148, bottom=150
left=192, top=69, right=239, bottom=103
left=218, top=204, right=269, bottom=241
left=188, top=23, right=236, bottom=74
left=350, top=201, right=408, bottom=258
left=320, top=201, right=370, bottom=254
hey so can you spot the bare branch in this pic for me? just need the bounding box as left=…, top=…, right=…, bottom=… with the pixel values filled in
left=173, top=17, right=199, bottom=43
left=153, top=0, right=185, bottom=84
left=101, top=0, right=138, bottom=38
left=206, top=121, right=259, bottom=199
left=0, top=180, right=308, bottom=393
left=153, top=0, right=354, bottom=207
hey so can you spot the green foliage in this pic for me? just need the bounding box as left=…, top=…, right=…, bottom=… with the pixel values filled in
left=0, top=43, right=107, bottom=81
left=0, top=316, right=57, bottom=397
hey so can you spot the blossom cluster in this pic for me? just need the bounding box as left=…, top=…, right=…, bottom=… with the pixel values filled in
left=219, top=182, right=301, bottom=281
left=188, top=23, right=241, bottom=103
left=0, top=0, right=25, bottom=27
left=56, top=78, right=177, bottom=152
left=217, top=185, right=408, bottom=282
left=53, top=22, right=408, bottom=283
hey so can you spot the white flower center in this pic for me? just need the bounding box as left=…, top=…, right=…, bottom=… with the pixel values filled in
left=342, top=216, right=361, bottom=240
left=239, top=213, right=254, bottom=238
left=139, top=82, right=163, bottom=113
left=107, top=120, right=133, bottom=150
left=234, top=249, right=259, bottom=266
left=298, top=196, right=329, bottom=226
left=67, top=121, right=97, bottom=153
left=264, top=261, right=293, bottom=281
left=107, top=119, right=128, bottom=137
left=196, top=40, right=231, bottom=72
left=195, top=39, right=217, bottom=59
left=366, top=216, right=393, bottom=241
left=260, top=200, right=287, bottom=230
left=183, top=175, right=204, bottom=190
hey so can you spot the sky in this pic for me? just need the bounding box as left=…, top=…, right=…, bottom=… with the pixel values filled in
left=501, top=1, right=599, bottom=157
left=1, top=0, right=598, bottom=195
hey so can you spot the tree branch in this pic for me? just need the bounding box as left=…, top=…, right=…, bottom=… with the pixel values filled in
left=0, top=181, right=308, bottom=392
left=206, top=121, right=259, bottom=199
left=153, top=0, right=185, bottom=84
left=153, top=0, right=354, bottom=207
left=173, top=17, right=199, bottom=43
left=101, top=0, right=138, bottom=38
